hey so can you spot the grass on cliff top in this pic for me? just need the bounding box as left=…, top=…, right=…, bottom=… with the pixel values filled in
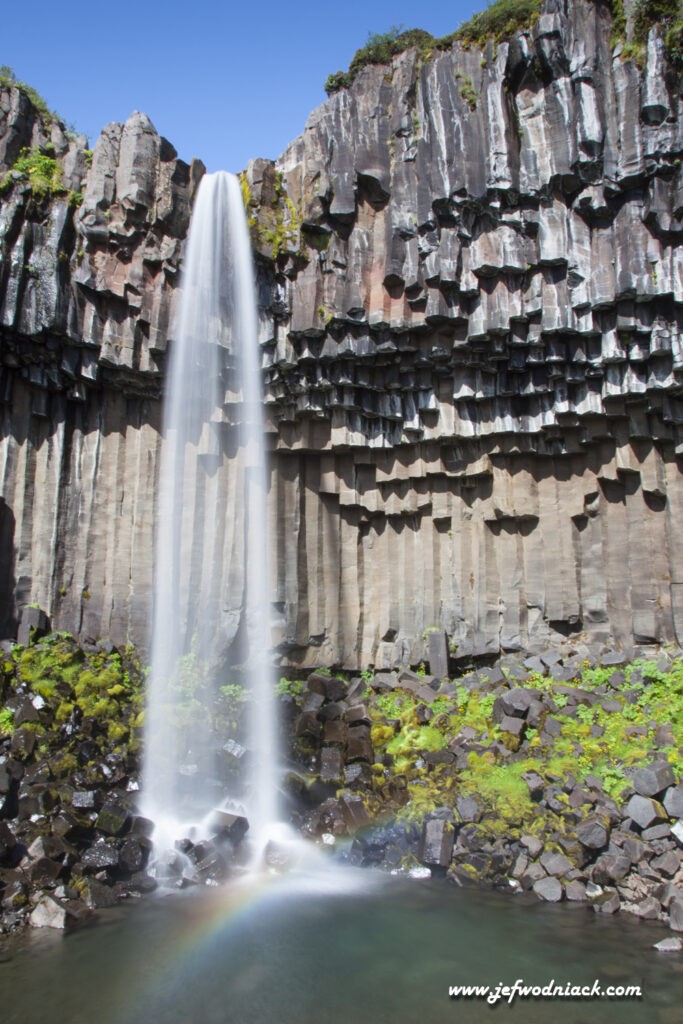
left=0, top=65, right=58, bottom=125
left=324, top=1, right=543, bottom=94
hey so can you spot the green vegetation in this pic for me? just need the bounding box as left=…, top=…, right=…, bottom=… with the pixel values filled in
left=239, top=168, right=299, bottom=261
left=456, top=73, right=478, bottom=110
left=454, top=0, right=542, bottom=49
left=0, top=145, right=83, bottom=208
left=611, top=0, right=683, bottom=69
left=275, top=677, right=305, bottom=698
left=1, top=633, right=145, bottom=763
left=324, top=3, right=543, bottom=95
left=0, top=65, right=57, bottom=123
left=363, top=655, right=682, bottom=833
left=0, top=706, right=14, bottom=737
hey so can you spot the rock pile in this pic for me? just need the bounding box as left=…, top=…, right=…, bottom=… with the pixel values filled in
left=287, top=642, right=683, bottom=933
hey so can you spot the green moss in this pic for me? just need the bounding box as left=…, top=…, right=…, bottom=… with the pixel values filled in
left=459, top=754, right=536, bottom=825
left=239, top=168, right=300, bottom=261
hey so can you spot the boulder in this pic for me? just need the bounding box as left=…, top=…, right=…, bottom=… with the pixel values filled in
left=532, top=877, right=563, bottom=902
left=663, top=785, right=683, bottom=819
left=419, top=818, right=454, bottom=868
left=626, top=795, right=668, bottom=830
left=207, top=811, right=249, bottom=844
left=632, top=761, right=675, bottom=798
left=576, top=812, right=611, bottom=849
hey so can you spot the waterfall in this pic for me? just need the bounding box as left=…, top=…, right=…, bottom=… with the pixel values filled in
left=142, top=171, right=278, bottom=851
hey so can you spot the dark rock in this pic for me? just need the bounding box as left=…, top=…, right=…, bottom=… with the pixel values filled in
left=641, top=823, right=671, bottom=841
left=519, top=863, right=546, bottom=890
left=669, top=897, right=683, bottom=932
left=456, top=795, right=482, bottom=823
left=663, top=785, right=683, bottom=819
left=80, top=878, right=118, bottom=909
left=427, top=630, right=449, bottom=679
left=28, top=857, right=63, bottom=886
left=532, top=877, right=563, bottom=902
left=626, top=795, right=668, bottom=830
left=323, top=676, right=348, bottom=702
left=346, top=732, right=373, bottom=763
left=565, top=880, right=587, bottom=901
left=591, top=854, right=631, bottom=884
left=577, top=812, right=610, bottom=850
left=419, top=818, right=454, bottom=868
left=479, top=666, right=506, bottom=687
left=118, top=838, right=146, bottom=874
left=295, top=712, right=322, bottom=739
left=95, top=802, right=130, bottom=836
left=521, top=772, right=545, bottom=801
left=372, top=672, right=398, bottom=692
left=129, top=815, right=155, bottom=838
left=13, top=699, right=40, bottom=727
left=629, top=897, right=661, bottom=920
left=0, top=821, right=17, bottom=859
left=339, top=794, right=371, bottom=832
left=72, top=791, right=98, bottom=811
left=81, top=842, right=119, bottom=872
left=650, top=851, right=681, bottom=878
left=323, top=720, right=347, bottom=744
left=539, top=851, right=573, bottom=876
left=520, top=835, right=544, bottom=858
left=498, top=714, right=525, bottom=739
left=593, top=890, right=621, bottom=915
left=633, top=761, right=675, bottom=798
left=10, top=728, right=36, bottom=760
left=127, top=871, right=157, bottom=894
left=318, top=701, right=346, bottom=722
left=599, top=652, right=628, bottom=667
left=424, top=749, right=455, bottom=766
left=492, top=688, right=537, bottom=723
left=195, top=850, right=229, bottom=882
left=207, top=811, right=249, bottom=844
left=346, top=704, right=371, bottom=726
left=17, top=607, right=48, bottom=647
left=320, top=746, right=343, bottom=783
left=343, top=763, right=373, bottom=787
left=301, top=692, right=325, bottom=713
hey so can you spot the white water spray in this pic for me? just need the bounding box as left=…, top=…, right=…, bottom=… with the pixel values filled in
left=142, top=171, right=278, bottom=850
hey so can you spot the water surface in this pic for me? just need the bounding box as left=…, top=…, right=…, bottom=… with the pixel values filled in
left=1, top=868, right=680, bottom=1024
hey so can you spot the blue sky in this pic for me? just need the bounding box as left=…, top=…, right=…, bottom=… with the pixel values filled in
left=4, top=1, right=482, bottom=173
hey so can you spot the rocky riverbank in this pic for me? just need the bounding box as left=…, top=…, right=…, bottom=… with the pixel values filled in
left=284, top=638, right=683, bottom=942
left=1, top=625, right=682, bottom=945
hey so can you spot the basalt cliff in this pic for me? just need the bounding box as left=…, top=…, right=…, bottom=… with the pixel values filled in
left=2, top=0, right=683, bottom=669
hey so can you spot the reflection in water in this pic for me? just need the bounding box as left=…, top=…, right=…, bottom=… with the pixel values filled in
left=1, top=872, right=681, bottom=1024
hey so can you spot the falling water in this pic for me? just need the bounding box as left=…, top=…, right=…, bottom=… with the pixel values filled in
left=142, top=171, right=278, bottom=850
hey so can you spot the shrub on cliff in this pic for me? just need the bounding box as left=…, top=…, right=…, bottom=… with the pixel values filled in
left=323, top=1, right=544, bottom=95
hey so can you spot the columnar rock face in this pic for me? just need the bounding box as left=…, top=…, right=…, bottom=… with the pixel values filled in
left=2, top=0, right=683, bottom=666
